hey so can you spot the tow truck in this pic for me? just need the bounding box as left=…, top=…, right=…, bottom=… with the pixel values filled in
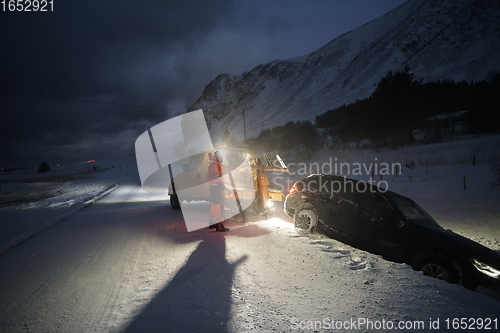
left=168, top=147, right=288, bottom=219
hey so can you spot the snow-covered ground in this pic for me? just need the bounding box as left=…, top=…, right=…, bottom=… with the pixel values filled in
left=0, top=135, right=499, bottom=332
left=0, top=157, right=135, bottom=254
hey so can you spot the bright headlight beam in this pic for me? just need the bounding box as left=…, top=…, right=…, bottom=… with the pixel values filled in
left=471, top=258, right=500, bottom=279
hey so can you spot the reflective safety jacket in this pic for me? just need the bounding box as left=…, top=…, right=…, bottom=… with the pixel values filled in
left=208, top=153, right=223, bottom=186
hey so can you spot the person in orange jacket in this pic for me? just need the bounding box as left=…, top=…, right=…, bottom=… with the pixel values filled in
left=208, top=151, right=229, bottom=232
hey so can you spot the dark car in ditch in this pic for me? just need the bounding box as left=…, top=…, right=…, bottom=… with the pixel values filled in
left=284, top=174, right=500, bottom=293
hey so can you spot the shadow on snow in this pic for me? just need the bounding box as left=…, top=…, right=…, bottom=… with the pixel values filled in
left=124, top=208, right=270, bottom=332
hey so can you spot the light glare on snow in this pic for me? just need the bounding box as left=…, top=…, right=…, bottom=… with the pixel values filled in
left=134, top=110, right=255, bottom=232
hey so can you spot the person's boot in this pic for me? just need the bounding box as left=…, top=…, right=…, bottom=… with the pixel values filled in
left=215, top=223, right=229, bottom=232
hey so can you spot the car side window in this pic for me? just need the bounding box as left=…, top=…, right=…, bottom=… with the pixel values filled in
left=358, top=192, right=392, bottom=212
left=324, top=177, right=356, bottom=201
left=338, top=180, right=356, bottom=201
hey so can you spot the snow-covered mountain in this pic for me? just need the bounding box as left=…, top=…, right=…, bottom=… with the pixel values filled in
left=188, top=0, right=500, bottom=142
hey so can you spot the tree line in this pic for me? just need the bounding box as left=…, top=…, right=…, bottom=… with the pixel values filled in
left=245, top=67, right=500, bottom=154
left=316, top=67, right=500, bottom=147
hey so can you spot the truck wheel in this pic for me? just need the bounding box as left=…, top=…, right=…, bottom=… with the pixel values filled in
left=170, top=194, right=181, bottom=210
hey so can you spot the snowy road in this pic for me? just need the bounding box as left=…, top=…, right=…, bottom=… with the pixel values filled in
left=1, top=179, right=500, bottom=332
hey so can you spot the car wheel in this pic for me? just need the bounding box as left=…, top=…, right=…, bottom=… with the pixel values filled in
left=293, top=205, right=318, bottom=232
left=417, top=259, right=459, bottom=284
left=170, top=194, right=181, bottom=210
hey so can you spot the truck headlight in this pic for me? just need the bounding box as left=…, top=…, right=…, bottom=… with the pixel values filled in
left=471, top=258, right=500, bottom=279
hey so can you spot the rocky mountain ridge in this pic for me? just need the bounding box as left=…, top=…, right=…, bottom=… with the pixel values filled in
left=188, top=0, right=500, bottom=142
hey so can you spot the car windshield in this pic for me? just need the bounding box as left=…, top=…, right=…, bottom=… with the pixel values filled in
left=388, top=194, right=441, bottom=228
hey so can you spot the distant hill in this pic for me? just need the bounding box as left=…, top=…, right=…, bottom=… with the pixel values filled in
left=188, top=0, right=500, bottom=143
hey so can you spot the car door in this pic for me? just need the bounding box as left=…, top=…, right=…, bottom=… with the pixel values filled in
left=314, top=176, right=357, bottom=237
left=351, top=191, right=405, bottom=256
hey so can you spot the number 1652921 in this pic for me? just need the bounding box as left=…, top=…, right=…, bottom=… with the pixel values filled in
left=2, top=0, right=54, bottom=12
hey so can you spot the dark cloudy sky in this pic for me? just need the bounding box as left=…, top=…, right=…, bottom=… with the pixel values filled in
left=0, top=0, right=406, bottom=168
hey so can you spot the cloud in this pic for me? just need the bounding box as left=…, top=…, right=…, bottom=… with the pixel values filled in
left=0, top=0, right=233, bottom=166
left=0, top=0, right=406, bottom=167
